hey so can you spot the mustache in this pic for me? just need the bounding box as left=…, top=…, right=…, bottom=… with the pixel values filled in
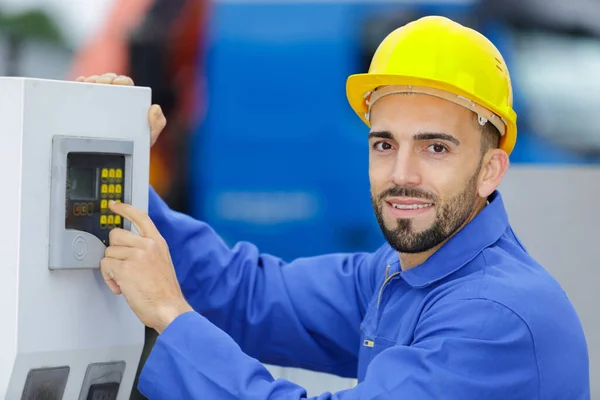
left=377, top=186, right=436, bottom=202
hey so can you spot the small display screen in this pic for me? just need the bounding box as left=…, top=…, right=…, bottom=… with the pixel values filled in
left=66, top=152, right=126, bottom=245
left=69, top=167, right=97, bottom=200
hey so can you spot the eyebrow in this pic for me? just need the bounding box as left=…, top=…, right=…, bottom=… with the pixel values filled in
left=414, top=132, right=460, bottom=146
left=368, top=130, right=460, bottom=146
left=368, top=131, right=394, bottom=140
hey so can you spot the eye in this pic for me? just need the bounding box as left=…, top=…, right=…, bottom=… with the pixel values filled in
left=373, top=141, right=394, bottom=152
left=427, top=143, right=448, bottom=154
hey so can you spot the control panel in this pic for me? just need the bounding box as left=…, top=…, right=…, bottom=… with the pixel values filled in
left=66, top=153, right=126, bottom=245
left=49, top=136, right=134, bottom=270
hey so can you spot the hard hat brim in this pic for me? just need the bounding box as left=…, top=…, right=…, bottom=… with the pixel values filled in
left=346, top=73, right=517, bottom=155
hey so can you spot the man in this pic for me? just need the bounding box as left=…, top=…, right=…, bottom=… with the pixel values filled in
left=91, top=16, right=590, bottom=399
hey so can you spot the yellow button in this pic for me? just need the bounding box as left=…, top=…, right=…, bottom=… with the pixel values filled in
left=108, top=184, right=115, bottom=194
left=115, top=199, right=121, bottom=203
left=100, top=215, right=107, bottom=227
left=107, top=215, right=114, bottom=225
left=109, top=168, right=116, bottom=179
left=101, top=184, right=108, bottom=194
left=101, top=168, right=109, bottom=181
left=116, top=169, right=123, bottom=180
left=115, top=184, right=122, bottom=195
left=101, top=200, right=107, bottom=209
left=114, top=215, right=121, bottom=225
left=81, top=204, right=87, bottom=214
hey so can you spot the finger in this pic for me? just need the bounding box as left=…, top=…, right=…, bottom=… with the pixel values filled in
left=113, top=75, right=134, bottom=86
left=105, top=245, right=138, bottom=261
left=96, top=72, right=118, bottom=84
left=84, top=75, right=100, bottom=83
left=104, top=274, right=122, bottom=295
left=148, top=105, right=166, bottom=145
left=109, top=201, right=158, bottom=238
left=100, top=258, right=122, bottom=294
left=76, top=76, right=85, bottom=82
left=109, top=227, right=147, bottom=248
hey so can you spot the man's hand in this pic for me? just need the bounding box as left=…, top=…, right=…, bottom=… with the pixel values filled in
left=75, top=73, right=167, bottom=146
left=101, top=200, right=193, bottom=333
left=78, top=72, right=184, bottom=332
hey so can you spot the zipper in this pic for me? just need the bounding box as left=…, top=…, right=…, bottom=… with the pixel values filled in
left=363, top=265, right=400, bottom=348
left=377, top=271, right=400, bottom=307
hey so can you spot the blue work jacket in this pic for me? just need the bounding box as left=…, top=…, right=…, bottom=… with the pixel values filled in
left=138, top=187, right=590, bottom=399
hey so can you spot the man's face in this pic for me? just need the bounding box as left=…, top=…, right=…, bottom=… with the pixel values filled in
left=368, top=93, right=485, bottom=254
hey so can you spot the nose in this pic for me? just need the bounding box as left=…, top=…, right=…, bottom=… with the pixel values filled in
left=390, top=150, right=421, bottom=187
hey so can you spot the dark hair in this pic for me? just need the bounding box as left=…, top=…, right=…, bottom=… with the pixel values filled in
left=477, top=115, right=501, bottom=155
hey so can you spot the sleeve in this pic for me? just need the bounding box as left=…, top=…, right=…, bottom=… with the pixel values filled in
left=137, top=298, right=540, bottom=400
left=147, top=186, right=385, bottom=377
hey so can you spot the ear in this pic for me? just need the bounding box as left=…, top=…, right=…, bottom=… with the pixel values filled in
left=477, top=149, right=510, bottom=198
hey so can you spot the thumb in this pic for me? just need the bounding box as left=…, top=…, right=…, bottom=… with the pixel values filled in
left=100, top=258, right=122, bottom=295
left=102, top=269, right=122, bottom=295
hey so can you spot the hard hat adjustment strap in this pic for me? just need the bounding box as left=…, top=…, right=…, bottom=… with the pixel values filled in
left=365, top=85, right=506, bottom=136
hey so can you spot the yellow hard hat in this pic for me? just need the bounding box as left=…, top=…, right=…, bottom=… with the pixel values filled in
left=346, top=15, right=517, bottom=155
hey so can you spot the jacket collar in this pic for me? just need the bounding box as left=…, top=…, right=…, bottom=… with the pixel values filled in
left=385, top=190, right=509, bottom=288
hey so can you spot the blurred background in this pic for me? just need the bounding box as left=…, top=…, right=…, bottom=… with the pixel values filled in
left=2, top=0, right=600, bottom=397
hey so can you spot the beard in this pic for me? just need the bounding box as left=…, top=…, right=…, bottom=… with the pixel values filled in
left=372, top=166, right=481, bottom=254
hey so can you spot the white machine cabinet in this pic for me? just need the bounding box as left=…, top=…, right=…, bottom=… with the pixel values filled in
left=0, top=77, right=150, bottom=400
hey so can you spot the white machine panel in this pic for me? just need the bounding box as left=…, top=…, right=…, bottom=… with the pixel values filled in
left=0, top=77, right=149, bottom=400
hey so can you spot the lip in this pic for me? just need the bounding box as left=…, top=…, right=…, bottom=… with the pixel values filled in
left=385, top=198, right=434, bottom=218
